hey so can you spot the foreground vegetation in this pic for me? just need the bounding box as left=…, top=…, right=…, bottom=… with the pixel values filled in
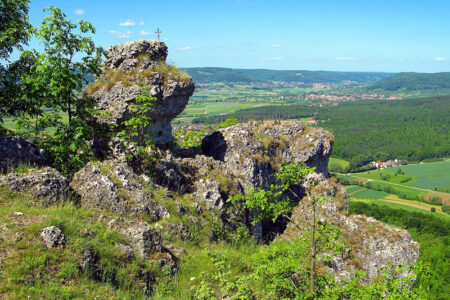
left=349, top=202, right=450, bottom=299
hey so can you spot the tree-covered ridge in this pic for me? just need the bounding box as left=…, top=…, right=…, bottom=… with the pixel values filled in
left=366, top=72, right=450, bottom=92
left=182, top=67, right=392, bottom=83
left=318, top=96, right=450, bottom=167
left=193, top=96, right=450, bottom=167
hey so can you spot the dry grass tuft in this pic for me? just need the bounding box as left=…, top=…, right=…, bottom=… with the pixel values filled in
left=86, top=61, right=191, bottom=95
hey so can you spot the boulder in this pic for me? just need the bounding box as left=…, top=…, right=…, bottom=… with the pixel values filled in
left=41, top=226, right=66, bottom=249
left=338, top=214, right=420, bottom=281
left=91, top=40, right=195, bottom=147
left=0, top=136, right=48, bottom=173
left=0, top=167, right=69, bottom=205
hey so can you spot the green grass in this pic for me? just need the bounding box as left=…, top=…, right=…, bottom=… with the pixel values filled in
left=389, top=161, right=450, bottom=189
left=351, top=188, right=390, bottom=199
left=357, top=169, right=419, bottom=185
left=328, top=157, right=350, bottom=172
left=345, top=186, right=363, bottom=193
left=357, top=161, right=450, bottom=191
left=364, top=181, right=429, bottom=199
left=175, top=102, right=277, bottom=123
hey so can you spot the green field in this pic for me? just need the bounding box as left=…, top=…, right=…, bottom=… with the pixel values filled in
left=175, top=102, right=277, bottom=124
left=356, top=161, right=450, bottom=191
left=351, top=198, right=449, bottom=219
left=328, top=157, right=350, bottom=172
left=351, top=188, right=390, bottom=199
left=390, top=161, right=450, bottom=189
left=345, top=186, right=363, bottom=193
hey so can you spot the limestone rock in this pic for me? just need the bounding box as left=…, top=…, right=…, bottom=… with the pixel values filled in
left=116, top=243, right=135, bottom=262
left=163, top=222, right=190, bottom=241
left=193, top=179, right=224, bottom=210
left=108, top=218, right=162, bottom=258
left=154, top=160, right=189, bottom=193
left=338, top=214, right=420, bottom=280
left=105, top=40, right=168, bottom=72
left=0, top=167, right=69, bottom=205
left=0, top=136, right=48, bottom=173
left=41, top=226, right=66, bottom=249
left=71, top=160, right=169, bottom=220
left=91, top=40, right=195, bottom=147
left=201, top=121, right=334, bottom=189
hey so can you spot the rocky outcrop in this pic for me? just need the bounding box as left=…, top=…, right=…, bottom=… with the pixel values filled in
left=282, top=174, right=420, bottom=281
left=0, top=136, right=48, bottom=173
left=91, top=40, right=195, bottom=147
left=105, top=40, right=168, bottom=72
left=71, top=160, right=169, bottom=220
left=201, top=121, right=334, bottom=187
left=0, top=167, right=69, bottom=205
left=41, top=226, right=66, bottom=249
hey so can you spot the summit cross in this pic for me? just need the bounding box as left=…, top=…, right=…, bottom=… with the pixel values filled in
left=155, top=28, right=162, bottom=41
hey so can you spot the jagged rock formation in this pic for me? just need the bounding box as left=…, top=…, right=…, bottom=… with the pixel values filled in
left=105, top=40, right=168, bottom=72
left=282, top=174, right=419, bottom=281
left=0, top=167, right=69, bottom=205
left=90, top=40, right=195, bottom=147
left=0, top=136, right=48, bottom=173
left=71, top=160, right=169, bottom=220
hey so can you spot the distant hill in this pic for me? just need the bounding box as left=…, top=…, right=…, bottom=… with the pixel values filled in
left=366, top=72, right=450, bottom=92
left=181, top=67, right=392, bottom=84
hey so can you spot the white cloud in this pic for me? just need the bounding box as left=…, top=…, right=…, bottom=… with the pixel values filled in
left=109, top=30, right=132, bottom=39
left=74, top=9, right=84, bottom=15
left=119, top=19, right=136, bottom=26
left=434, top=57, right=447, bottom=61
left=140, top=30, right=152, bottom=36
left=271, top=44, right=281, bottom=47
left=139, top=21, right=144, bottom=26
left=177, top=46, right=191, bottom=51
left=335, top=57, right=356, bottom=61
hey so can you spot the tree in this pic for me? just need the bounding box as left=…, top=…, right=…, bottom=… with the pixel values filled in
left=229, top=162, right=344, bottom=296
left=0, top=0, right=31, bottom=60
left=0, top=0, right=32, bottom=121
left=10, top=6, right=106, bottom=177
left=20, top=6, right=104, bottom=124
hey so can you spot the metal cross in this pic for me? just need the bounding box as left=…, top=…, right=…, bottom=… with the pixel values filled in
left=155, top=28, right=162, bottom=41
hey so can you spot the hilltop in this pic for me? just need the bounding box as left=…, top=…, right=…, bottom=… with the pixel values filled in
left=181, top=67, right=392, bottom=84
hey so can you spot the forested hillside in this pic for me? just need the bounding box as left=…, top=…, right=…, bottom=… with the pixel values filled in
left=193, top=96, right=450, bottom=167
left=182, top=67, right=392, bottom=83
left=366, top=72, right=450, bottom=93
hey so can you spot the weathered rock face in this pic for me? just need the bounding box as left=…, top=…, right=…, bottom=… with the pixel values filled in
left=91, top=40, right=195, bottom=147
left=0, top=136, right=48, bottom=173
left=71, top=160, right=169, bottom=220
left=105, top=40, right=168, bottom=72
left=339, top=214, right=420, bottom=280
left=282, top=174, right=420, bottom=282
left=0, top=167, right=69, bottom=206
left=201, top=121, right=334, bottom=187
left=107, top=218, right=162, bottom=258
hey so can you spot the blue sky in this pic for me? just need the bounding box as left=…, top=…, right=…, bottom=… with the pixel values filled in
left=26, top=0, right=450, bottom=72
